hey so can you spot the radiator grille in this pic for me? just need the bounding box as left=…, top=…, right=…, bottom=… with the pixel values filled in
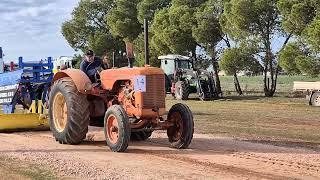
left=142, top=75, right=166, bottom=108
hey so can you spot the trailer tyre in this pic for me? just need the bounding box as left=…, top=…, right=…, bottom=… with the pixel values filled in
left=311, top=92, right=320, bottom=106
left=49, top=77, right=90, bottom=145
left=167, top=103, right=194, bottom=149
left=175, top=81, right=189, bottom=100
left=104, top=105, right=131, bottom=152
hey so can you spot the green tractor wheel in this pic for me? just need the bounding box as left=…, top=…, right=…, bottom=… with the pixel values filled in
left=175, top=81, right=189, bottom=100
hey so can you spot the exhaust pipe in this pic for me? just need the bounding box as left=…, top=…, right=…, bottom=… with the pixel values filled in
left=112, top=52, right=115, bottom=68
left=144, top=19, right=150, bottom=66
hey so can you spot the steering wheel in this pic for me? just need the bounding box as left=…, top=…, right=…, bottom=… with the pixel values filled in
left=94, top=69, right=102, bottom=83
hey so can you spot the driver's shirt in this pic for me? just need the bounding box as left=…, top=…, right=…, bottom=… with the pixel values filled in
left=80, top=57, right=103, bottom=82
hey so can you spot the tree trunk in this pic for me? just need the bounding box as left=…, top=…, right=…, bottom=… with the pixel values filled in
left=263, top=40, right=277, bottom=97
left=233, top=72, right=243, bottom=95
left=212, top=56, right=222, bottom=97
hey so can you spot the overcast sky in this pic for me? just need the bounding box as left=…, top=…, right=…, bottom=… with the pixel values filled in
left=0, top=0, right=79, bottom=62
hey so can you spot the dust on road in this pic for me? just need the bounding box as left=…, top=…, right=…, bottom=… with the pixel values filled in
left=0, top=127, right=319, bottom=180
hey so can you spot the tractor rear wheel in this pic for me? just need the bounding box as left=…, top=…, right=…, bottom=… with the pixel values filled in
left=311, top=92, right=320, bottom=106
left=49, top=77, right=90, bottom=145
left=167, top=103, right=194, bottom=149
left=104, top=105, right=131, bottom=152
left=131, top=131, right=153, bottom=141
left=175, top=81, right=189, bottom=100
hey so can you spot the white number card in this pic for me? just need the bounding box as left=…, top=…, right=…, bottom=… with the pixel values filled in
left=134, top=75, right=146, bottom=92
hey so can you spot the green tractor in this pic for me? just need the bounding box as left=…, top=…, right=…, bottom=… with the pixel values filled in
left=159, top=55, right=219, bottom=101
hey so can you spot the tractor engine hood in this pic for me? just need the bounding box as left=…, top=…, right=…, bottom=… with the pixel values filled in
left=100, top=66, right=165, bottom=90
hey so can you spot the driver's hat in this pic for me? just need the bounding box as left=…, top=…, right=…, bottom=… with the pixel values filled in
left=86, top=50, right=94, bottom=56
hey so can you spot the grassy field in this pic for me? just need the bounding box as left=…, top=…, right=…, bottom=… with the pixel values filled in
left=167, top=96, right=320, bottom=147
left=220, top=75, right=319, bottom=95
left=0, top=156, right=56, bottom=180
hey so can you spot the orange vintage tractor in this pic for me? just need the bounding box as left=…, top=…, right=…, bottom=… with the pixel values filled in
left=48, top=20, right=194, bottom=152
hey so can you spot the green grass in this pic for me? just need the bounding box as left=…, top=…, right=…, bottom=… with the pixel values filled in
left=167, top=96, right=320, bottom=145
left=220, top=75, right=320, bottom=95
left=0, top=156, right=57, bottom=180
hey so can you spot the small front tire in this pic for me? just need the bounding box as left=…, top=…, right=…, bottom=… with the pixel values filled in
left=104, top=105, right=131, bottom=152
left=167, top=103, right=194, bottom=149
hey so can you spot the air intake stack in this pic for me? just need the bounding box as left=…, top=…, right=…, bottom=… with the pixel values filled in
left=144, top=19, right=150, bottom=66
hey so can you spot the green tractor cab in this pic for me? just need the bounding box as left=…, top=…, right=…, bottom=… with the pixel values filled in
left=159, top=54, right=219, bottom=101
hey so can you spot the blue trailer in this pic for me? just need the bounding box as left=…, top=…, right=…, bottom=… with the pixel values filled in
left=0, top=57, right=54, bottom=131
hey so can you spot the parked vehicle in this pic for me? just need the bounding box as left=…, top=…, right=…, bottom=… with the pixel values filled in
left=293, top=81, right=320, bottom=106
left=159, top=54, right=219, bottom=100
left=0, top=57, right=53, bottom=131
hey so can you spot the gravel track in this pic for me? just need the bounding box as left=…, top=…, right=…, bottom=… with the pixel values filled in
left=0, top=127, right=319, bottom=180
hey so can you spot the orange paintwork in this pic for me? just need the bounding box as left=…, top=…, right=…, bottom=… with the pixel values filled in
left=100, top=66, right=164, bottom=90
left=53, top=67, right=166, bottom=120
left=101, top=67, right=166, bottom=118
left=53, top=69, right=91, bottom=92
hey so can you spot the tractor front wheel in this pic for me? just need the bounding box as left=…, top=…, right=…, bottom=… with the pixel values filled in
left=49, top=77, right=90, bottom=145
left=104, top=105, right=131, bottom=152
left=167, top=103, right=194, bottom=149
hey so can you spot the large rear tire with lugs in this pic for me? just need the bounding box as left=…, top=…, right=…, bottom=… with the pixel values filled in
left=49, top=77, right=90, bottom=145
left=175, top=81, right=189, bottom=100
left=167, top=103, right=194, bottom=149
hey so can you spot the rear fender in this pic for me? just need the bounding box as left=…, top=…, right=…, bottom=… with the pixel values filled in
left=52, top=69, right=91, bottom=93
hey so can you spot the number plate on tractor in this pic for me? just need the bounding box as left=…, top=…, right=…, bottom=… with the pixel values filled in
left=134, top=75, right=146, bottom=92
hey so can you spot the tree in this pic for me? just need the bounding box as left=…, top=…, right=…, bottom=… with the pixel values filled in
left=279, top=43, right=303, bottom=75
left=220, top=47, right=260, bottom=95
left=305, top=18, right=320, bottom=52
left=88, top=32, right=125, bottom=57
left=296, top=56, right=320, bottom=77
left=126, top=0, right=171, bottom=67
left=278, top=0, right=320, bottom=73
left=133, top=32, right=161, bottom=67
left=151, top=5, right=197, bottom=56
left=62, top=0, right=125, bottom=65
left=137, top=0, right=171, bottom=23
left=192, top=0, right=225, bottom=95
left=279, top=42, right=320, bottom=76
left=220, top=48, right=245, bottom=95
left=72, top=54, right=83, bottom=69
left=278, top=0, right=318, bottom=36
left=107, top=0, right=142, bottom=42
left=223, top=0, right=293, bottom=97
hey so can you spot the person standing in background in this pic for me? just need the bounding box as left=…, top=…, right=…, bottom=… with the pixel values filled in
left=102, top=54, right=110, bottom=70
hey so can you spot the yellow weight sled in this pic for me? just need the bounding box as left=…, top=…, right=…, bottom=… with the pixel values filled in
left=0, top=100, right=49, bottom=132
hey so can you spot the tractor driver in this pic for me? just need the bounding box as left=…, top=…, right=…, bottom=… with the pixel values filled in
left=80, top=50, right=107, bottom=82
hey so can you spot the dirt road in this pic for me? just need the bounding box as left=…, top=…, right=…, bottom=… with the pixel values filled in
left=0, top=128, right=319, bottom=180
